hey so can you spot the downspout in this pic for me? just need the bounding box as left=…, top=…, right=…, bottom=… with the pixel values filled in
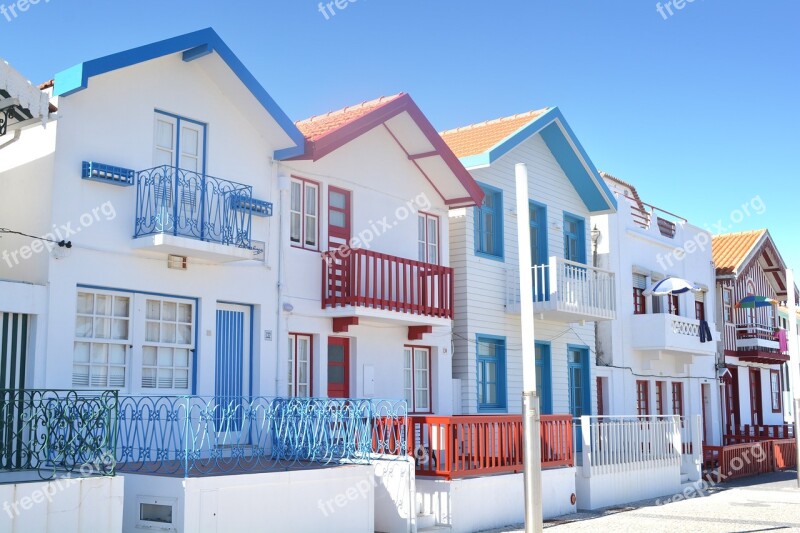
left=275, top=164, right=290, bottom=397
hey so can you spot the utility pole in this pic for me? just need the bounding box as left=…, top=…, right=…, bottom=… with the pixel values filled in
left=786, top=268, right=799, bottom=488
left=515, top=163, right=543, bottom=532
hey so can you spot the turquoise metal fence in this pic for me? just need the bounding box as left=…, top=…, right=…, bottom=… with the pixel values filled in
left=0, top=389, right=118, bottom=479
left=115, top=396, right=407, bottom=477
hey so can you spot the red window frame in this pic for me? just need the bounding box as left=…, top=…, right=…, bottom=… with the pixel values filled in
left=655, top=381, right=665, bottom=415
left=695, top=301, right=706, bottom=321
left=636, top=380, right=650, bottom=416
left=633, top=287, right=646, bottom=315
left=723, top=288, right=733, bottom=323
left=770, top=369, right=782, bottom=413
left=418, top=212, right=440, bottom=265
left=289, top=175, right=320, bottom=251
left=288, top=333, right=313, bottom=397
left=404, top=345, right=432, bottom=414
left=671, top=382, right=684, bottom=417
left=668, top=294, right=680, bottom=316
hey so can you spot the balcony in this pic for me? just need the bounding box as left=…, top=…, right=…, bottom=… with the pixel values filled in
left=734, top=324, right=788, bottom=364
left=630, top=313, right=718, bottom=361
left=507, top=257, right=616, bottom=322
left=321, top=248, right=454, bottom=322
left=133, top=166, right=261, bottom=262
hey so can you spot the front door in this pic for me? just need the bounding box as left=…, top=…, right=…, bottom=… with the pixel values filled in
left=326, top=187, right=353, bottom=300
left=0, top=313, right=29, bottom=469
left=215, top=304, right=251, bottom=431
left=725, top=368, right=740, bottom=433
left=534, top=342, right=552, bottom=414
left=702, top=383, right=711, bottom=444
left=327, top=337, right=350, bottom=398
left=568, top=347, right=591, bottom=451
left=749, top=368, right=763, bottom=426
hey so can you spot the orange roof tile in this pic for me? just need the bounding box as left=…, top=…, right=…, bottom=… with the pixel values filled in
left=600, top=171, right=645, bottom=212
left=295, top=94, right=405, bottom=142
left=712, top=229, right=767, bottom=276
left=440, top=108, right=550, bottom=158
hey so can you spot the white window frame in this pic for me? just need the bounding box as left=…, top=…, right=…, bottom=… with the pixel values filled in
left=290, top=177, right=319, bottom=250
left=404, top=346, right=431, bottom=413
left=136, top=495, right=177, bottom=532
left=418, top=212, right=440, bottom=265
left=288, top=333, right=313, bottom=397
left=141, top=297, right=194, bottom=391
left=73, top=289, right=131, bottom=389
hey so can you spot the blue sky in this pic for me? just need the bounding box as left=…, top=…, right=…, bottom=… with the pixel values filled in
left=3, top=0, right=799, bottom=273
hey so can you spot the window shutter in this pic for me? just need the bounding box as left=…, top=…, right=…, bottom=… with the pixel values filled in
left=633, top=273, right=647, bottom=290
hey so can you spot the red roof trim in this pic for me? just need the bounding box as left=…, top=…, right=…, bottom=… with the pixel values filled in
left=287, top=94, right=484, bottom=207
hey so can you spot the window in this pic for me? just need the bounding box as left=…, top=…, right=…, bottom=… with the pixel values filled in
left=418, top=213, right=440, bottom=265
left=695, top=292, right=706, bottom=321
left=535, top=342, right=552, bottom=415
left=668, top=294, right=680, bottom=316
left=633, top=273, right=647, bottom=314
left=142, top=298, right=193, bottom=390
left=655, top=381, right=665, bottom=415
left=73, top=289, right=195, bottom=391
left=563, top=213, right=586, bottom=264
left=723, top=288, right=733, bottom=323
left=74, top=291, right=130, bottom=388
left=153, top=111, right=205, bottom=172
left=770, top=370, right=782, bottom=412
left=137, top=496, right=176, bottom=530
left=288, top=334, right=313, bottom=397
left=477, top=335, right=506, bottom=411
left=529, top=202, right=548, bottom=266
left=636, top=380, right=650, bottom=416
left=672, top=382, right=684, bottom=417
left=567, top=347, right=590, bottom=418
left=290, top=177, right=319, bottom=250
left=474, top=185, right=503, bottom=259
left=404, top=346, right=431, bottom=413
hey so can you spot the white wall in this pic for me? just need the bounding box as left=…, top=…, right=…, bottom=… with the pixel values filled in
left=575, top=463, right=681, bottom=510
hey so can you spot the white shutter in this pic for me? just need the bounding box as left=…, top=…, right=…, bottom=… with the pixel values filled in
left=633, top=273, right=647, bottom=290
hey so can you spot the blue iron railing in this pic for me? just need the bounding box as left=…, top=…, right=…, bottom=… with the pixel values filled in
left=115, top=396, right=407, bottom=477
left=0, top=389, right=118, bottom=479
left=134, top=166, right=254, bottom=249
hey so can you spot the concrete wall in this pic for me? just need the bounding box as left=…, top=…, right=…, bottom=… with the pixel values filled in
left=575, top=463, right=681, bottom=510
left=121, top=466, right=375, bottom=533
left=416, top=468, right=577, bottom=531
left=0, top=475, right=123, bottom=533
left=374, top=459, right=415, bottom=533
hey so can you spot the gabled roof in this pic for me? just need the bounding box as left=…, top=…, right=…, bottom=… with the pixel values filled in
left=52, top=28, right=305, bottom=157
left=713, top=229, right=790, bottom=298
left=278, top=93, right=484, bottom=208
left=440, top=107, right=617, bottom=214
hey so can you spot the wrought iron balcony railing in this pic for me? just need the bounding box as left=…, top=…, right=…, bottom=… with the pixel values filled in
left=0, top=389, right=118, bottom=479
left=115, top=396, right=407, bottom=477
left=134, top=166, right=255, bottom=249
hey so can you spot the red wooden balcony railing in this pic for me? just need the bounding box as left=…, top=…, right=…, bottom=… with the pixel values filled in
left=703, top=439, right=797, bottom=483
left=408, top=414, right=573, bottom=479
left=321, top=248, right=454, bottom=319
left=723, top=424, right=794, bottom=445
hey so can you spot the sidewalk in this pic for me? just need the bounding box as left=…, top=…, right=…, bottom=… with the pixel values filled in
left=485, top=470, right=800, bottom=532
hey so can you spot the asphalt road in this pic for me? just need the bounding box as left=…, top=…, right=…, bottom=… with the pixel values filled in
left=487, top=470, right=800, bottom=532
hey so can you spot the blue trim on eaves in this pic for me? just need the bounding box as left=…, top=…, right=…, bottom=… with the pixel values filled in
left=457, top=107, right=617, bottom=214
left=53, top=28, right=305, bottom=156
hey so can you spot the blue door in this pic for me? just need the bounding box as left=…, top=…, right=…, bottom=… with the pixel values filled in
left=530, top=202, right=549, bottom=302
left=534, top=342, right=552, bottom=415
left=215, top=304, right=251, bottom=431
left=568, top=346, right=591, bottom=451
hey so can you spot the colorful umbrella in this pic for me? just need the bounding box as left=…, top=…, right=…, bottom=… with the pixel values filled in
left=735, top=295, right=777, bottom=309
left=643, top=277, right=701, bottom=296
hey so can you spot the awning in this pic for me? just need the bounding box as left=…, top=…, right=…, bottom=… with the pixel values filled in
left=1, top=59, right=51, bottom=140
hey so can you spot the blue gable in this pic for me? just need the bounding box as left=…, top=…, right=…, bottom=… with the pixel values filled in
left=459, top=107, right=617, bottom=214
left=53, top=28, right=305, bottom=158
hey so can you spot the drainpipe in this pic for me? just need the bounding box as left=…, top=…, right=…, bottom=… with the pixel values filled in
left=785, top=268, right=800, bottom=487
left=275, top=166, right=291, bottom=397
left=591, top=225, right=602, bottom=369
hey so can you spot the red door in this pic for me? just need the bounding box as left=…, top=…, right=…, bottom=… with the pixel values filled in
left=328, top=187, right=351, bottom=251
left=327, top=337, right=350, bottom=398
left=724, top=369, right=740, bottom=433
left=749, top=368, right=763, bottom=426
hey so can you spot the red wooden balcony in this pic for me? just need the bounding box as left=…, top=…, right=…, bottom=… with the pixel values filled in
left=723, top=424, right=794, bottom=445
left=321, top=248, right=454, bottom=319
left=408, top=414, right=573, bottom=479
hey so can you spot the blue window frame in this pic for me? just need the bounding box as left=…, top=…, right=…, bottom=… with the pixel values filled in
left=567, top=345, right=591, bottom=418
left=535, top=342, right=552, bottom=415
left=476, top=335, right=507, bottom=412
left=474, top=183, right=504, bottom=260
left=563, top=212, right=586, bottom=264
left=530, top=201, right=549, bottom=302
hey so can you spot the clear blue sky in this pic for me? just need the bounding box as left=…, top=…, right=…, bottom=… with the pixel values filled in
left=4, top=0, right=799, bottom=273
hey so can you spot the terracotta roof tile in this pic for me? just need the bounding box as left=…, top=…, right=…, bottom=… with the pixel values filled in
left=295, top=93, right=405, bottom=142
left=712, top=229, right=767, bottom=276
left=600, top=171, right=644, bottom=211
left=439, top=108, right=551, bottom=158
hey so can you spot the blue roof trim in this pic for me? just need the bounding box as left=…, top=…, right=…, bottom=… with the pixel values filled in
left=53, top=28, right=305, bottom=155
left=459, top=107, right=617, bottom=214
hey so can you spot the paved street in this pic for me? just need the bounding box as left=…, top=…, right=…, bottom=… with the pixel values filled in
left=488, top=471, right=800, bottom=532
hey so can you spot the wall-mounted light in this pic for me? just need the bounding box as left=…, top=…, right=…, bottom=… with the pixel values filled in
left=282, top=302, right=294, bottom=313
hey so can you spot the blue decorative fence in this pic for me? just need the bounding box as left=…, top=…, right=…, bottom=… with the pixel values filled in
left=0, top=389, right=118, bottom=479
left=115, top=396, right=408, bottom=477
left=134, top=166, right=254, bottom=249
